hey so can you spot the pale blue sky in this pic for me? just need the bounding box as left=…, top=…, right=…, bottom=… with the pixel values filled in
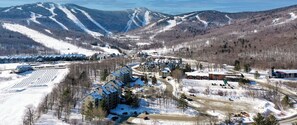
left=1, top=0, right=297, bottom=14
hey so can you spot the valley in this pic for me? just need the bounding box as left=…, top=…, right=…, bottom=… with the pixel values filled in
left=0, top=1, right=297, bottom=125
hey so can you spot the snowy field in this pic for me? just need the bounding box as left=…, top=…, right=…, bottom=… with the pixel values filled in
left=0, top=68, right=69, bottom=125
left=110, top=99, right=198, bottom=117
left=182, top=79, right=241, bottom=97
left=0, top=63, right=24, bottom=70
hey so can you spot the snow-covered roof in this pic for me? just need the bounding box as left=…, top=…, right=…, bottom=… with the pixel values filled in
left=90, top=92, right=103, bottom=100
left=275, top=69, right=297, bottom=74
left=104, top=83, right=117, bottom=93
left=162, top=67, right=171, bottom=72
left=111, top=66, right=131, bottom=77
left=185, top=71, right=208, bottom=76
left=209, top=71, right=227, bottom=75
left=113, top=80, right=124, bottom=87
left=101, top=86, right=111, bottom=95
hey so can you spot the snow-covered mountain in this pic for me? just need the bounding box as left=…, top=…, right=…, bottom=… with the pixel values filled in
left=1, top=2, right=297, bottom=58
left=124, top=5, right=297, bottom=68
left=0, top=2, right=168, bottom=55
left=127, top=10, right=256, bottom=40
left=0, top=2, right=167, bottom=35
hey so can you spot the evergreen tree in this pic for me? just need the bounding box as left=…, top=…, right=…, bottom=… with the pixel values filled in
left=152, top=75, right=157, bottom=85
left=244, top=64, right=251, bottom=73
left=234, top=60, right=241, bottom=71
left=144, top=74, right=148, bottom=84
left=93, top=106, right=106, bottom=122
left=100, top=69, right=109, bottom=81
left=180, top=93, right=187, bottom=99
left=281, top=95, right=290, bottom=108
left=178, top=94, right=188, bottom=112
left=85, top=101, right=94, bottom=121
left=199, top=64, right=203, bottom=71
left=254, top=71, right=260, bottom=79
left=253, top=113, right=265, bottom=125
left=265, top=115, right=278, bottom=125
left=124, top=89, right=139, bottom=107
left=253, top=113, right=279, bottom=125
left=184, top=63, right=191, bottom=72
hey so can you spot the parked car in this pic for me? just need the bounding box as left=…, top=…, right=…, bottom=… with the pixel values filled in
left=186, top=98, right=193, bottom=101
left=211, top=83, right=217, bottom=86
left=111, top=117, right=118, bottom=121
left=144, top=116, right=150, bottom=120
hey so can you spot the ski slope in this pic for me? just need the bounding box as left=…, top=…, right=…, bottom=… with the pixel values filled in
left=225, top=14, right=232, bottom=25
left=57, top=4, right=103, bottom=37
left=2, top=7, right=13, bottom=12
left=150, top=19, right=178, bottom=40
left=143, top=11, right=151, bottom=25
left=74, top=7, right=112, bottom=35
left=125, top=9, right=142, bottom=32
left=45, top=4, right=69, bottom=30
left=196, top=15, right=208, bottom=27
left=2, top=23, right=97, bottom=56
left=29, top=12, right=42, bottom=24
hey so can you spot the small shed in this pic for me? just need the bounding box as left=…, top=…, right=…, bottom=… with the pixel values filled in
left=161, top=67, right=171, bottom=78
left=273, top=69, right=297, bottom=78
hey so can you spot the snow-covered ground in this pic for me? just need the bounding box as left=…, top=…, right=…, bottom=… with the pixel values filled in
left=0, top=63, right=23, bottom=71
left=136, top=42, right=151, bottom=46
left=0, top=68, right=69, bottom=125
left=131, top=118, right=195, bottom=125
left=2, top=23, right=97, bottom=56
left=141, top=47, right=173, bottom=55
left=93, top=46, right=120, bottom=54
left=36, top=111, right=69, bottom=125
left=110, top=99, right=198, bottom=117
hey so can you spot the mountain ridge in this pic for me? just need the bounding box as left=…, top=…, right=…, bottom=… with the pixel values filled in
left=1, top=2, right=297, bottom=68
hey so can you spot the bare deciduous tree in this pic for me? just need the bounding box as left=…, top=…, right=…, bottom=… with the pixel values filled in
left=23, top=105, right=36, bottom=125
